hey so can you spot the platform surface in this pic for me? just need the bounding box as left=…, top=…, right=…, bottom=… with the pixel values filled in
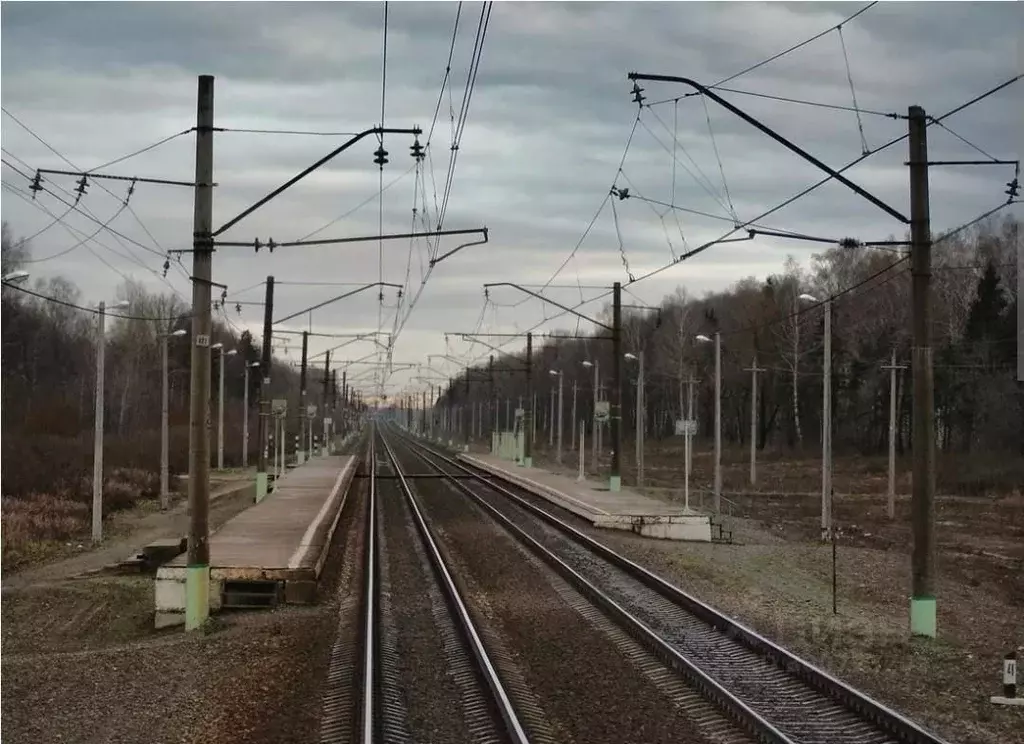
left=164, top=454, right=357, bottom=580
left=460, top=453, right=703, bottom=519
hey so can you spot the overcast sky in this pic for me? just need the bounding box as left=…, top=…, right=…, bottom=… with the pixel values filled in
left=2, top=1, right=1021, bottom=396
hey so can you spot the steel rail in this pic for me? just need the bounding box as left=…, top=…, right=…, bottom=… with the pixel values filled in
left=397, top=429, right=951, bottom=744
left=375, top=425, right=532, bottom=744
left=392, top=430, right=790, bottom=744
left=359, top=433, right=379, bottom=744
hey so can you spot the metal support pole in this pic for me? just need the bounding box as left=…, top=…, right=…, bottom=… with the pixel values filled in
left=242, top=364, right=250, bottom=468
left=686, top=374, right=695, bottom=512
left=217, top=347, right=225, bottom=470
left=298, top=330, right=308, bottom=464
left=556, top=371, right=564, bottom=464
left=186, top=74, right=214, bottom=631
left=256, top=276, right=274, bottom=502
left=822, top=299, right=833, bottom=541
left=745, top=355, right=765, bottom=486
left=636, top=350, right=645, bottom=488
left=611, top=281, right=622, bottom=492
left=883, top=350, right=907, bottom=519
left=714, top=330, right=722, bottom=514
left=571, top=381, right=577, bottom=452
left=548, top=389, right=554, bottom=447
left=578, top=419, right=585, bottom=482
left=160, top=333, right=171, bottom=509
left=92, top=302, right=106, bottom=541
left=525, top=333, right=533, bottom=467
left=909, top=104, right=937, bottom=638
left=592, top=360, right=599, bottom=473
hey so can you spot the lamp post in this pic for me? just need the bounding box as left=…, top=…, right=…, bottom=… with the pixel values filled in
left=92, top=298, right=130, bottom=542
left=696, top=333, right=721, bottom=515
left=243, top=361, right=260, bottom=467
left=549, top=369, right=564, bottom=464
left=582, top=359, right=599, bottom=474
left=212, top=343, right=237, bottom=470
left=800, top=292, right=832, bottom=541
left=159, top=328, right=187, bottom=509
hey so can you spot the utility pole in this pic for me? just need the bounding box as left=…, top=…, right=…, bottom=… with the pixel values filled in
left=822, top=298, right=833, bottom=542
left=556, top=370, right=564, bottom=464
left=571, top=380, right=577, bottom=453
left=909, top=104, right=937, bottom=639
left=298, top=331, right=308, bottom=464
left=548, top=389, right=554, bottom=447
left=745, top=354, right=766, bottom=486
left=525, top=333, right=533, bottom=466
left=713, top=330, right=722, bottom=514
left=160, top=329, right=169, bottom=508
left=243, top=361, right=254, bottom=467
left=882, top=350, right=907, bottom=520
left=92, top=301, right=107, bottom=542
left=635, top=350, right=645, bottom=488
left=685, top=372, right=697, bottom=512
left=591, top=360, right=599, bottom=473
left=186, top=74, right=214, bottom=631
left=611, top=281, right=622, bottom=492
left=256, top=276, right=274, bottom=502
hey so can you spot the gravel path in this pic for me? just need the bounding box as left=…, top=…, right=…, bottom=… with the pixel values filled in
left=403, top=452, right=728, bottom=744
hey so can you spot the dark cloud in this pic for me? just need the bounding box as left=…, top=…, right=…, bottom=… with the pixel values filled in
left=2, top=1, right=1020, bottom=393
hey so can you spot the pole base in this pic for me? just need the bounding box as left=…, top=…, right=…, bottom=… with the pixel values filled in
left=990, top=696, right=1024, bottom=707
left=255, top=472, right=269, bottom=503
left=524, top=456, right=533, bottom=468
left=297, top=450, right=305, bottom=465
left=185, top=564, right=210, bottom=631
left=910, top=596, right=937, bottom=638
left=609, top=475, right=622, bottom=493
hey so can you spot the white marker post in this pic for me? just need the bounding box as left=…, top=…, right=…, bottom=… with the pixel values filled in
left=991, top=651, right=1022, bottom=706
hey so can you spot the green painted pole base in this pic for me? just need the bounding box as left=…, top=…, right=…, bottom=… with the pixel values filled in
left=524, top=456, right=533, bottom=468
left=185, top=564, right=210, bottom=631
left=609, top=475, right=622, bottom=493
left=910, top=596, right=937, bottom=637
left=297, top=450, right=305, bottom=465
left=256, top=472, right=269, bottom=503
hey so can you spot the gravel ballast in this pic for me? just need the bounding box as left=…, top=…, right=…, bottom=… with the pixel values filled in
left=401, top=450, right=730, bottom=744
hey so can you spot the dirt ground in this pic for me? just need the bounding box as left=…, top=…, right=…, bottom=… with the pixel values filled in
left=0, top=464, right=362, bottom=744
left=516, top=438, right=1024, bottom=744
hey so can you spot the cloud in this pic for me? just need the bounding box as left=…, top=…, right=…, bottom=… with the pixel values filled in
left=2, top=1, right=1021, bottom=394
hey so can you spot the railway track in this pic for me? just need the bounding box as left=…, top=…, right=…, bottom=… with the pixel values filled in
left=391, top=426, right=951, bottom=744
left=327, top=424, right=531, bottom=744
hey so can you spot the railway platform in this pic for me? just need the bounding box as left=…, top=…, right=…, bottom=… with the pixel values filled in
left=154, top=453, right=360, bottom=627
left=457, top=452, right=711, bottom=542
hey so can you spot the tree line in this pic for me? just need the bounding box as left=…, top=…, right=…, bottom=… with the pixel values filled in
left=435, top=215, right=1021, bottom=473
left=1, top=222, right=344, bottom=499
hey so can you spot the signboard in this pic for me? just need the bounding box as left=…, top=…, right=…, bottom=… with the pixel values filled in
left=594, top=400, right=610, bottom=423
left=195, top=334, right=210, bottom=347
left=307, top=404, right=317, bottom=417
left=674, top=419, right=698, bottom=436
left=514, top=407, right=525, bottom=419
left=271, top=398, right=288, bottom=414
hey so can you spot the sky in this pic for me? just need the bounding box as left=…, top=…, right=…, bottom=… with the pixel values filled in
left=2, top=1, right=1021, bottom=397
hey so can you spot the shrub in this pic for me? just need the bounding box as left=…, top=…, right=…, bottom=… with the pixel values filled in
left=1, top=492, right=89, bottom=549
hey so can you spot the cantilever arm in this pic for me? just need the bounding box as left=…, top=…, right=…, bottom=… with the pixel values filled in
left=628, top=73, right=909, bottom=224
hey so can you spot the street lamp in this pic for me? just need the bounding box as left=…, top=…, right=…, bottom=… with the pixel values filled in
left=800, top=292, right=832, bottom=541
left=243, top=361, right=260, bottom=467
left=696, top=332, right=721, bottom=515
left=159, top=328, right=187, bottom=509
left=582, top=359, right=599, bottom=474
left=212, top=343, right=237, bottom=470
left=624, top=351, right=645, bottom=488
left=2, top=270, right=30, bottom=284
left=549, top=369, right=564, bottom=464
left=92, top=298, right=130, bottom=542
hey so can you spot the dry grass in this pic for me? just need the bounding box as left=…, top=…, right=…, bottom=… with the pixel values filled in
left=1, top=468, right=167, bottom=570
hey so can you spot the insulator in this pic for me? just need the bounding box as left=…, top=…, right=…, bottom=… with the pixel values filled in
left=236, top=303, right=242, bottom=315
left=267, top=239, right=277, bottom=253
left=373, top=146, right=389, bottom=166
left=254, top=238, right=262, bottom=253
left=410, top=139, right=425, bottom=161
left=75, top=175, right=89, bottom=196
left=29, top=172, right=43, bottom=198
left=631, top=82, right=646, bottom=106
